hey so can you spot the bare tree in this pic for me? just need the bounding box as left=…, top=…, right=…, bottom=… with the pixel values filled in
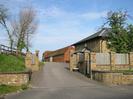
left=0, top=5, right=37, bottom=52
left=0, top=4, right=14, bottom=49
left=13, top=7, right=37, bottom=52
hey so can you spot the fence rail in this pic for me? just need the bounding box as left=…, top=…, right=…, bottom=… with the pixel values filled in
left=0, top=44, right=25, bottom=57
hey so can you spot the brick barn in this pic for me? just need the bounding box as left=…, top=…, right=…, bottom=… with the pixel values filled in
left=43, top=46, right=75, bottom=63
left=43, top=28, right=110, bottom=63
left=73, top=28, right=110, bottom=53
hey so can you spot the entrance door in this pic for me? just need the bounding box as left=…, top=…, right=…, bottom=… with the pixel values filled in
left=50, top=57, right=53, bottom=62
left=86, top=53, right=91, bottom=78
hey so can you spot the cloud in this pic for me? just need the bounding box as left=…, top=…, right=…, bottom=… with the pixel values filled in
left=42, top=6, right=108, bottom=20
left=80, top=11, right=107, bottom=20
left=43, top=6, right=66, bottom=17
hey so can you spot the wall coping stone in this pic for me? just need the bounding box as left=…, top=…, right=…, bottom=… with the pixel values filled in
left=0, top=70, right=32, bottom=74
left=92, top=70, right=133, bottom=76
left=92, top=70, right=133, bottom=74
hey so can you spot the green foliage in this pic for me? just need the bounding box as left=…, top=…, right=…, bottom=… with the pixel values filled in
left=39, top=62, right=45, bottom=66
left=21, top=84, right=28, bottom=90
left=0, top=84, right=21, bottom=95
left=0, top=84, right=28, bottom=95
left=0, top=54, right=26, bottom=72
left=127, top=24, right=133, bottom=51
left=17, top=40, right=26, bottom=52
left=106, top=11, right=133, bottom=53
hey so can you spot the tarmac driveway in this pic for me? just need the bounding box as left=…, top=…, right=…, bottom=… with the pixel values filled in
left=6, top=62, right=133, bottom=99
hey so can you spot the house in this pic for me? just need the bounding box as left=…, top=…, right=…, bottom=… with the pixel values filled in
left=43, top=28, right=110, bottom=63
left=43, top=46, right=75, bottom=63
left=73, top=28, right=110, bottom=53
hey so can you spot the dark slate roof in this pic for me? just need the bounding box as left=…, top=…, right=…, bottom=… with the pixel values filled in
left=73, top=28, right=110, bottom=45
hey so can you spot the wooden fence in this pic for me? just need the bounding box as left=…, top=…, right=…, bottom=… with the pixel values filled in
left=96, top=53, right=110, bottom=65
left=94, top=52, right=133, bottom=71
left=115, top=53, right=129, bottom=64
left=0, top=44, right=25, bottom=57
left=70, top=51, right=133, bottom=74
left=96, top=53, right=129, bottom=66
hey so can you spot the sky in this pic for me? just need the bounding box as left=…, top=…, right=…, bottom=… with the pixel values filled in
left=0, top=0, right=133, bottom=58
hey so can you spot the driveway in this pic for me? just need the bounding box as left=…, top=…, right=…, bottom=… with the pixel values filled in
left=6, top=62, right=133, bottom=99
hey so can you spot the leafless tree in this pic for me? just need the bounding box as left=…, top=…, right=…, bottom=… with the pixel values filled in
left=0, top=4, right=14, bottom=49
left=13, top=7, right=37, bottom=52
left=0, top=5, right=37, bottom=52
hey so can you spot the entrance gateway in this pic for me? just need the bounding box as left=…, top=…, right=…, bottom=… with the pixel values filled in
left=73, top=46, right=91, bottom=78
left=78, top=51, right=91, bottom=77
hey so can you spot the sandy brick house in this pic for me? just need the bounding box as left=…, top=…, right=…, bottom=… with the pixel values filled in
left=73, top=28, right=110, bottom=53
left=43, top=28, right=111, bottom=63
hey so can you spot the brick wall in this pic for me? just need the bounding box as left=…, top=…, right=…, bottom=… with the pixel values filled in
left=91, top=52, right=133, bottom=71
left=25, top=51, right=40, bottom=71
left=100, top=39, right=110, bottom=53
left=0, top=72, right=30, bottom=86
left=92, top=71, right=133, bottom=85
left=75, top=38, right=110, bottom=53
left=64, top=46, right=75, bottom=63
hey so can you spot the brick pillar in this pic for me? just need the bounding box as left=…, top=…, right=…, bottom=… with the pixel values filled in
left=69, top=50, right=76, bottom=71
left=129, top=52, right=133, bottom=69
left=25, top=52, right=32, bottom=69
left=110, top=52, right=115, bottom=71
left=35, top=50, right=39, bottom=70
left=35, top=50, right=39, bottom=57
left=90, top=52, right=96, bottom=70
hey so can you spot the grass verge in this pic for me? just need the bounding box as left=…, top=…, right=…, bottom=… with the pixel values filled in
left=0, top=54, right=26, bottom=72
left=0, top=84, right=28, bottom=95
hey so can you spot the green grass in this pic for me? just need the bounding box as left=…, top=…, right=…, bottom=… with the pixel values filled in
left=115, top=69, right=133, bottom=73
left=39, top=62, right=45, bottom=66
left=0, top=84, right=28, bottom=95
left=111, top=69, right=133, bottom=74
left=0, top=54, right=26, bottom=72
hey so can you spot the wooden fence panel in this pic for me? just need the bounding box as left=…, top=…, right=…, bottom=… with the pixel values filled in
left=96, top=53, right=110, bottom=65
left=0, top=44, right=25, bottom=57
left=115, top=54, right=129, bottom=64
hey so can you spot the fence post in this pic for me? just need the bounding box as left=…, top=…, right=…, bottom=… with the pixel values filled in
left=110, top=52, right=115, bottom=71
left=69, top=50, right=76, bottom=71
left=90, top=52, right=96, bottom=70
left=129, top=52, right=133, bottom=70
left=89, top=52, right=96, bottom=79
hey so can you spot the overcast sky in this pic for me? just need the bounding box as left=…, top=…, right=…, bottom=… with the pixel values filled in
left=0, top=0, right=133, bottom=58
